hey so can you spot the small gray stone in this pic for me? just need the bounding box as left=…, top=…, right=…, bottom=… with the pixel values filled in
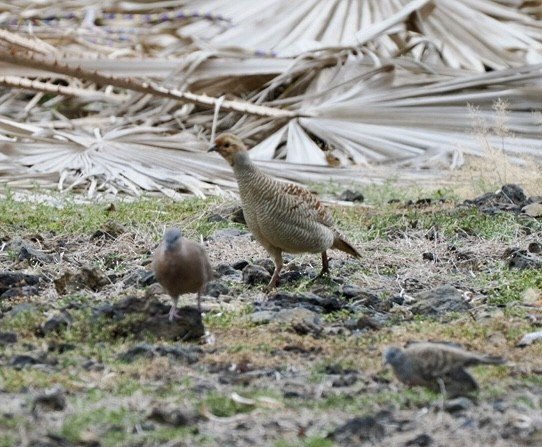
left=207, top=213, right=227, bottom=223
left=342, top=284, right=364, bottom=299
left=10, top=355, right=45, bottom=369
left=275, top=307, right=321, bottom=327
left=405, top=433, right=433, bottom=446
left=9, top=238, right=55, bottom=264
left=522, top=203, right=542, bottom=217
left=243, top=307, right=321, bottom=335
left=329, top=415, right=385, bottom=443
left=411, top=285, right=470, bottom=316
left=243, top=310, right=277, bottom=324
left=32, top=385, right=66, bottom=412
left=40, top=311, right=73, bottom=335
left=339, top=189, right=364, bottom=202
left=0, top=332, right=17, bottom=345
left=345, top=315, right=382, bottom=331
left=332, top=374, right=358, bottom=387
left=147, top=407, right=192, bottom=426
left=442, top=396, right=475, bottom=413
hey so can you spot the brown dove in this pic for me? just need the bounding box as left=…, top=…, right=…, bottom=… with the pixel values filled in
left=208, top=133, right=361, bottom=288
left=383, top=342, right=506, bottom=397
left=152, top=228, right=212, bottom=321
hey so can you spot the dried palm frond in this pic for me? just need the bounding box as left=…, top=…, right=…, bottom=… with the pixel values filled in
left=226, top=56, right=542, bottom=168
left=0, top=114, right=460, bottom=197
left=0, top=118, right=225, bottom=197
left=0, top=1, right=541, bottom=198
left=177, top=0, right=542, bottom=70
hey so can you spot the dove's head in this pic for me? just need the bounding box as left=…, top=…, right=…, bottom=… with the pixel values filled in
left=382, top=346, right=405, bottom=366
left=163, top=227, right=182, bottom=248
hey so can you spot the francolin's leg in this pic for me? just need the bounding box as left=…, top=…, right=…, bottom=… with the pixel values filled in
left=320, top=251, right=330, bottom=275
left=268, top=248, right=284, bottom=289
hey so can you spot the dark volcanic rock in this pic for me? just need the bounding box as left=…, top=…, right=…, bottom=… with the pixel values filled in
left=442, top=397, right=475, bottom=413
left=0, top=272, right=40, bottom=299
left=254, top=258, right=275, bottom=274
left=528, top=242, right=542, bottom=254
left=123, top=268, right=155, bottom=287
left=32, top=385, right=67, bottom=412
left=411, top=285, right=470, bottom=316
left=329, top=415, right=385, bottom=444
left=28, top=434, right=77, bottom=447
left=500, top=184, right=527, bottom=205
left=215, top=263, right=238, bottom=277
left=242, top=264, right=271, bottom=285
left=9, top=238, right=55, bottom=264
left=204, top=280, right=230, bottom=298
left=405, top=433, right=433, bottom=446
left=0, top=331, right=17, bottom=345
left=119, top=343, right=200, bottom=363
left=147, top=406, right=193, bottom=426
left=93, top=296, right=205, bottom=341
left=139, top=306, right=204, bottom=340
left=266, top=291, right=342, bottom=314
left=464, top=183, right=529, bottom=213
left=10, top=354, right=47, bottom=369
left=339, top=189, right=364, bottom=202
left=232, top=260, right=250, bottom=271
left=54, top=265, right=108, bottom=294
left=344, top=315, right=382, bottom=331
left=207, top=203, right=246, bottom=225
left=40, top=311, right=73, bottom=335
left=342, top=284, right=364, bottom=299
left=503, top=247, right=542, bottom=270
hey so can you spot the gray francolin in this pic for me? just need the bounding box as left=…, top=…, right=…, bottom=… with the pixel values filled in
left=209, top=133, right=361, bottom=288
left=152, top=227, right=213, bottom=320
left=383, top=342, right=505, bottom=397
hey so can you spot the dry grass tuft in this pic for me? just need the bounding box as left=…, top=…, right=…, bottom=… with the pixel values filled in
left=449, top=101, right=542, bottom=198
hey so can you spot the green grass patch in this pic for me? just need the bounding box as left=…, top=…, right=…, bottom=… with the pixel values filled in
left=0, top=193, right=231, bottom=238
left=275, top=437, right=334, bottom=447
left=481, top=269, right=542, bottom=305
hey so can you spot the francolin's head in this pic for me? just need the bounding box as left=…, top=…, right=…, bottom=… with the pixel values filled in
left=208, top=133, right=247, bottom=166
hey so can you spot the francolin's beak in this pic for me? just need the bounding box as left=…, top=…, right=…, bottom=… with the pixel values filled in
left=208, top=144, right=218, bottom=153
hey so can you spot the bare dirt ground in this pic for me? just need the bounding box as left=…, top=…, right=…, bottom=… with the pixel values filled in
left=0, top=185, right=541, bottom=447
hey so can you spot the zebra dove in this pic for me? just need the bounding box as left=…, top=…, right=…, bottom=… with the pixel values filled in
left=152, top=228, right=212, bottom=320
left=383, top=342, right=506, bottom=397
left=209, top=133, right=361, bottom=288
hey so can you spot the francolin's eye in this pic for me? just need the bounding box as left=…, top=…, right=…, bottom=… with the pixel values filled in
left=224, top=143, right=230, bottom=148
